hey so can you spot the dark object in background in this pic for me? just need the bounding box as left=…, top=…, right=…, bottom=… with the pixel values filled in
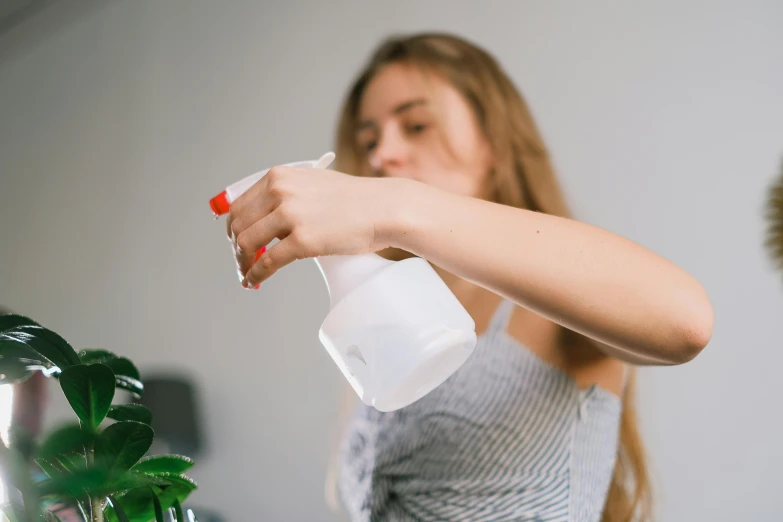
left=136, top=375, right=224, bottom=521
left=766, top=158, right=783, bottom=274
left=134, top=374, right=205, bottom=459
left=12, top=371, right=45, bottom=436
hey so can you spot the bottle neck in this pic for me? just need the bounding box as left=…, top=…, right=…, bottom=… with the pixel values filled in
left=314, top=253, right=394, bottom=308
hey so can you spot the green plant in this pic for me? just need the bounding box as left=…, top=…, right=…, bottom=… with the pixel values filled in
left=0, top=313, right=198, bottom=522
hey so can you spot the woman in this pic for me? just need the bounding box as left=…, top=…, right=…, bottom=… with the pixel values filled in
left=227, top=33, right=713, bottom=521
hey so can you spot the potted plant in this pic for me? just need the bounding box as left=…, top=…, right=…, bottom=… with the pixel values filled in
left=0, top=313, right=198, bottom=522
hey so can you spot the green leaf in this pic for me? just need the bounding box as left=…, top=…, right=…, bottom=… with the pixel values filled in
left=104, top=357, right=140, bottom=382
left=150, top=473, right=197, bottom=493
left=0, top=324, right=79, bottom=370
left=78, top=350, right=144, bottom=398
left=103, top=475, right=194, bottom=522
left=107, top=404, right=152, bottom=425
left=77, top=350, right=139, bottom=380
left=76, top=501, right=90, bottom=522
left=151, top=489, right=165, bottom=522
left=37, top=424, right=95, bottom=460
left=35, top=453, right=89, bottom=483
left=77, top=349, right=117, bottom=365
left=132, top=455, right=194, bottom=475
left=109, top=357, right=144, bottom=398
left=37, top=468, right=156, bottom=500
left=107, top=495, right=130, bottom=522
left=37, top=467, right=108, bottom=498
left=35, top=457, right=64, bottom=478
left=97, top=421, right=153, bottom=471
left=129, top=472, right=198, bottom=510
left=114, top=375, right=144, bottom=398
left=155, top=475, right=197, bottom=512
left=55, top=452, right=86, bottom=473
left=0, top=337, right=52, bottom=384
left=173, top=500, right=185, bottom=522
left=0, top=316, right=52, bottom=383
left=105, top=488, right=151, bottom=521
left=111, top=470, right=168, bottom=490
left=0, top=313, right=40, bottom=331
left=59, top=364, right=116, bottom=430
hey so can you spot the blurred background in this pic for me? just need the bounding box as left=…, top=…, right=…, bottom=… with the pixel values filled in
left=1, top=0, right=782, bottom=520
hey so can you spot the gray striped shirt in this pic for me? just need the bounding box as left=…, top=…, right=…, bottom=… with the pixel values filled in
left=338, top=299, right=622, bottom=521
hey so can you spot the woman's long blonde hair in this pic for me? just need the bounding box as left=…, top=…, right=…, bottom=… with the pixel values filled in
left=329, top=32, right=652, bottom=522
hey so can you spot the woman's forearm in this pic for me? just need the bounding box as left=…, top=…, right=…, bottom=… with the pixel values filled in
left=375, top=178, right=714, bottom=365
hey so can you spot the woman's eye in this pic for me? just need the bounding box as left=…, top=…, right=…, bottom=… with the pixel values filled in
left=363, top=141, right=377, bottom=153
left=407, top=123, right=428, bottom=134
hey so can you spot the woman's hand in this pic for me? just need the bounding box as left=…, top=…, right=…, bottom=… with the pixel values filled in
left=226, top=166, right=394, bottom=288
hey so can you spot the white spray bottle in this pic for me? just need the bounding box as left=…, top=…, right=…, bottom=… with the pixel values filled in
left=210, top=152, right=477, bottom=412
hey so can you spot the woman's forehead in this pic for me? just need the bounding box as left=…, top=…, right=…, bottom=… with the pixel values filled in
left=358, top=63, right=450, bottom=121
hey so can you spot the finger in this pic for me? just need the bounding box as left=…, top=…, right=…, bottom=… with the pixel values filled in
left=251, top=247, right=266, bottom=289
left=226, top=210, right=234, bottom=240
left=242, top=236, right=302, bottom=288
left=231, top=170, right=271, bottom=216
left=228, top=195, right=278, bottom=253
left=235, top=246, right=266, bottom=287
left=235, top=209, right=287, bottom=276
left=225, top=173, right=272, bottom=240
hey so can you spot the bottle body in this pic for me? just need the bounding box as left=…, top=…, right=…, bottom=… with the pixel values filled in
left=316, top=254, right=477, bottom=412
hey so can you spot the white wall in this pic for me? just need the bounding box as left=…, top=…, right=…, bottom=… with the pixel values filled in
left=1, top=1, right=782, bottom=520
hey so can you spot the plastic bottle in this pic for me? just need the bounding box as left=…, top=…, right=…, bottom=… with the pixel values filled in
left=210, top=153, right=477, bottom=411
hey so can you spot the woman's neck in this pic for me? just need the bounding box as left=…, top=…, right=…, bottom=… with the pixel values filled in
left=432, top=263, right=508, bottom=336
left=432, top=264, right=494, bottom=306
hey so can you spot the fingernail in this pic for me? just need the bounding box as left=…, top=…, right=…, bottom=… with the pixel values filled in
left=241, top=278, right=259, bottom=290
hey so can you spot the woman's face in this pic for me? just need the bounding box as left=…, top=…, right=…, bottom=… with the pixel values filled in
left=357, top=62, right=493, bottom=199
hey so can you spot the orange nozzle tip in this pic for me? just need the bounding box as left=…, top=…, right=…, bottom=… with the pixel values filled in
left=209, top=191, right=230, bottom=216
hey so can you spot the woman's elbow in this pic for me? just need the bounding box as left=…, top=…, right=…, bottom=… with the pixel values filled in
left=672, top=286, right=714, bottom=364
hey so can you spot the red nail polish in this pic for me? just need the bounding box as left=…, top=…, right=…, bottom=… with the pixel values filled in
left=255, top=246, right=267, bottom=262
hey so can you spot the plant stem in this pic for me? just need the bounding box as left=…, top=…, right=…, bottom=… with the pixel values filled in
left=91, top=497, right=103, bottom=522
left=86, top=446, right=103, bottom=522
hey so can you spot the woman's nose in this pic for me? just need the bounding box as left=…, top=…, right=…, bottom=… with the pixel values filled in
left=369, top=127, right=411, bottom=176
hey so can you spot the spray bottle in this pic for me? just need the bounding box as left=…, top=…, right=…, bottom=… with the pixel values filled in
left=209, top=152, right=477, bottom=412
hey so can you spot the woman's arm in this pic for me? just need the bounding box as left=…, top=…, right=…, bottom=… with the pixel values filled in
left=229, top=167, right=712, bottom=365
left=375, top=178, right=714, bottom=365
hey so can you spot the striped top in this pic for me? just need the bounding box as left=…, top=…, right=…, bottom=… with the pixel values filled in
left=338, top=299, right=622, bottom=522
